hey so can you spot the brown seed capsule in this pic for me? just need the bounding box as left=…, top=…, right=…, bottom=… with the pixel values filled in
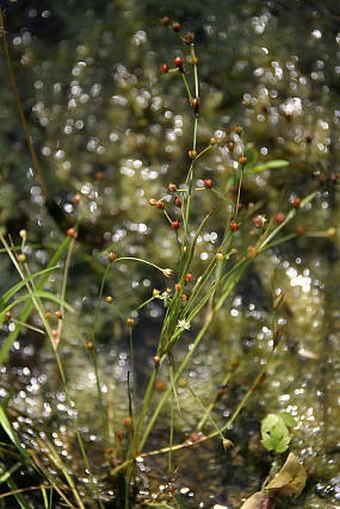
left=174, top=196, right=182, bottom=207
left=126, top=317, right=134, bottom=327
left=155, top=380, right=166, bottom=392
left=161, top=16, right=171, bottom=26
left=234, top=125, right=243, bottom=135
left=123, top=416, right=133, bottom=428
left=203, top=178, right=213, bottom=188
left=239, top=156, right=247, bottom=166
left=274, top=212, right=286, bottom=225
left=105, top=296, right=113, bottom=304
left=86, top=340, right=94, bottom=350
left=95, top=171, right=104, bottom=180
left=210, top=137, right=217, bottom=145
left=167, top=483, right=176, bottom=493
left=115, top=430, right=125, bottom=440
left=175, top=283, right=182, bottom=292
left=306, top=133, right=313, bottom=143
left=153, top=355, right=161, bottom=367
left=190, top=97, right=201, bottom=114
left=182, top=293, right=189, bottom=302
left=72, top=193, right=81, bottom=205
left=293, top=197, right=302, bottom=207
left=171, top=21, right=181, bottom=32
left=188, top=149, right=197, bottom=159
left=45, top=311, right=52, bottom=319
left=182, top=32, right=195, bottom=45
left=167, top=182, right=177, bottom=193
left=108, top=251, right=117, bottom=263
left=5, top=311, right=11, bottom=320
left=246, top=246, right=258, bottom=258
left=229, top=221, right=240, bottom=232
left=252, top=215, right=266, bottom=228
left=171, top=220, right=180, bottom=230
left=55, top=310, right=63, bottom=319
left=296, top=225, right=305, bottom=235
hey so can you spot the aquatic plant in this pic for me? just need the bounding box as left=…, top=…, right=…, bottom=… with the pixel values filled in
left=0, top=9, right=334, bottom=509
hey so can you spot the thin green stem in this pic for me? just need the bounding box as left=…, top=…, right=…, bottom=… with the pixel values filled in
left=0, top=9, right=48, bottom=201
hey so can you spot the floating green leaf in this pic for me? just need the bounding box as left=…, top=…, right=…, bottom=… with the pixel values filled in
left=261, top=413, right=292, bottom=453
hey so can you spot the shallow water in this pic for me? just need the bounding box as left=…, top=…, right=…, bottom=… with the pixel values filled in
left=0, top=1, right=339, bottom=508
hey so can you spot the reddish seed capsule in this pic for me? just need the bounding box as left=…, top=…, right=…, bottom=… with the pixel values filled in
left=5, top=311, right=11, bottom=320
left=160, top=63, right=169, bottom=74
left=274, top=212, right=286, bottom=225
left=156, top=200, right=164, bottom=210
left=55, top=310, right=63, bottom=319
left=155, top=380, right=166, bottom=392
left=174, top=56, right=184, bottom=68
left=182, top=293, right=189, bottom=302
left=171, top=220, right=180, bottom=230
left=203, top=178, right=213, bottom=188
left=296, top=225, right=306, bottom=235
left=72, top=193, right=81, bottom=205
left=174, top=196, right=182, bottom=207
left=239, top=156, right=247, bottom=166
left=175, top=283, right=182, bottom=292
left=66, top=227, right=77, bottom=238
left=229, top=221, right=240, bottom=232
left=171, top=21, right=181, bottom=32
left=293, top=197, right=302, bottom=207
left=185, top=273, right=193, bottom=283
left=167, top=483, right=176, bottom=493
left=95, top=171, right=104, bottom=180
left=306, top=133, right=313, bottom=143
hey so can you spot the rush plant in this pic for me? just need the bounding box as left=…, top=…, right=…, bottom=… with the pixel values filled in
left=0, top=12, right=317, bottom=509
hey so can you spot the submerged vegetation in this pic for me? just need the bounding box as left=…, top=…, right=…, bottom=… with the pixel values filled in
left=0, top=2, right=339, bottom=508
